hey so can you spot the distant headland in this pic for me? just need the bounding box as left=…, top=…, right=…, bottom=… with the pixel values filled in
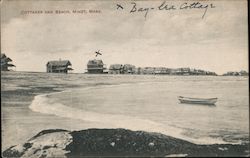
left=222, top=70, right=248, bottom=76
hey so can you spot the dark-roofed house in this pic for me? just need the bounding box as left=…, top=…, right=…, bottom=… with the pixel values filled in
left=87, top=59, right=106, bottom=74
left=46, top=60, right=73, bottom=73
left=1, top=53, right=15, bottom=71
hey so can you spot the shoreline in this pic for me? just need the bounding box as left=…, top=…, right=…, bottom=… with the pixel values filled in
left=29, top=90, right=241, bottom=146
left=2, top=70, right=249, bottom=76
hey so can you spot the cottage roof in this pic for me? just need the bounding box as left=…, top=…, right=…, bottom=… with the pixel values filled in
left=47, top=60, right=72, bottom=66
left=153, top=67, right=165, bottom=70
left=1, top=53, right=15, bottom=68
left=87, top=59, right=104, bottom=66
left=1, top=57, right=12, bottom=63
left=1, top=54, right=12, bottom=62
left=109, top=64, right=123, bottom=70
left=123, top=64, right=136, bottom=68
left=1, top=53, right=6, bottom=59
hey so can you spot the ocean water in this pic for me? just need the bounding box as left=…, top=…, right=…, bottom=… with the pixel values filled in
left=1, top=72, right=249, bottom=148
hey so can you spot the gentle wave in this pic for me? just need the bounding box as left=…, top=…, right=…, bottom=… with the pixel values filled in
left=29, top=91, right=229, bottom=145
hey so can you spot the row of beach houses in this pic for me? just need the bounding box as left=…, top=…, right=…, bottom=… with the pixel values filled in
left=0, top=53, right=218, bottom=75
left=46, top=59, right=218, bottom=75
left=1, top=53, right=248, bottom=76
left=108, top=63, right=218, bottom=75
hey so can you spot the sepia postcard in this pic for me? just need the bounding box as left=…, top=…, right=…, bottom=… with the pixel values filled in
left=1, top=0, right=249, bottom=157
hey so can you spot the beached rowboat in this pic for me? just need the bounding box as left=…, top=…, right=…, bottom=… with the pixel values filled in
left=178, top=96, right=217, bottom=105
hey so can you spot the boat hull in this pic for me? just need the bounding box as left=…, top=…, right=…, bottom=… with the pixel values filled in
left=178, top=96, right=217, bottom=105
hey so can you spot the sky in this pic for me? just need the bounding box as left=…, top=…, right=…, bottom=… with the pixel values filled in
left=1, top=0, right=248, bottom=74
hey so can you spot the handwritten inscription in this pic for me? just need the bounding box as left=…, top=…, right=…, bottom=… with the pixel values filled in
left=180, top=2, right=215, bottom=19
left=117, top=1, right=216, bottom=19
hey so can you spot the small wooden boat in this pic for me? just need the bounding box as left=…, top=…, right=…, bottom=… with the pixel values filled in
left=178, top=96, right=217, bottom=105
